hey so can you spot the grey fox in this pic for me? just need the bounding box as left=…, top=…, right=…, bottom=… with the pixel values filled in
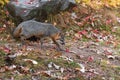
left=13, top=20, right=65, bottom=50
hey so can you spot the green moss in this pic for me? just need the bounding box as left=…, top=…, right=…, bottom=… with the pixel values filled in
left=0, top=51, right=6, bottom=66
left=100, top=25, right=111, bottom=32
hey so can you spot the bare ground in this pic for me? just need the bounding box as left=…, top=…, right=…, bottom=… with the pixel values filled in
left=0, top=36, right=120, bottom=80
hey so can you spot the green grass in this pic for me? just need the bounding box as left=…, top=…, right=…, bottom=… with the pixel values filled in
left=0, top=51, right=6, bottom=66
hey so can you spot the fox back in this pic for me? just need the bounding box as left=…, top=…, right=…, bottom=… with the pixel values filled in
left=13, top=20, right=60, bottom=39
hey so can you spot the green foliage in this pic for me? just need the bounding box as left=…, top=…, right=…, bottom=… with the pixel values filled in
left=0, top=0, right=10, bottom=30
left=0, top=51, right=6, bottom=66
left=76, top=0, right=120, bottom=8
left=0, top=0, right=9, bottom=7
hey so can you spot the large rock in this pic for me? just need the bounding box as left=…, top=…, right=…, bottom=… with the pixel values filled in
left=6, top=0, right=76, bottom=25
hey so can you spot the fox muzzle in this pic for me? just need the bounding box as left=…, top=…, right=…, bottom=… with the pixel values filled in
left=60, top=37, right=65, bottom=45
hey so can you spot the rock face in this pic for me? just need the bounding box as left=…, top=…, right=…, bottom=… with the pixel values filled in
left=6, top=0, right=76, bottom=25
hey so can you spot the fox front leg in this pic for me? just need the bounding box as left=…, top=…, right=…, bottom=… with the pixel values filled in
left=20, top=35, right=30, bottom=45
left=19, top=35, right=29, bottom=49
left=52, top=38, right=62, bottom=51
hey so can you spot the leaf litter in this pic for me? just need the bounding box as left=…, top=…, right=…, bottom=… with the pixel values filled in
left=1, top=4, right=120, bottom=80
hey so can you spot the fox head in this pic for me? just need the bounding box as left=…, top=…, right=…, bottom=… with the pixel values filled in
left=53, top=32, right=65, bottom=45
left=51, top=31, right=65, bottom=45
left=59, top=32, right=65, bottom=45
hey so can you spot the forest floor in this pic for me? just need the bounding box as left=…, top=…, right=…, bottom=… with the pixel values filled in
left=1, top=2, right=120, bottom=80
left=0, top=29, right=120, bottom=80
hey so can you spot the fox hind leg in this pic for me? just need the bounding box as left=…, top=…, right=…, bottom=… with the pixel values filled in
left=20, top=35, right=29, bottom=49
left=40, top=38, right=44, bottom=49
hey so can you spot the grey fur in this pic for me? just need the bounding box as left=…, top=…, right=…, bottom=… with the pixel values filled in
left=13, top=20, right=64, bottom=50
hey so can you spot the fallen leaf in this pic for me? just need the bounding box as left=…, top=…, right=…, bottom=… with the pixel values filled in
left=23, top=59, right=38, bottom=65
left=60, top=56, right=73, bottom=62
left=74, top=33, right=82, bottom=39
left=78, top=30, right=88, bottom=36
left=65, top=48, right=70, bottom=52
left=60, top=68, right=64, bottom=73
left=5, top=65, right=17, bottom=71
left=18, top=66, right=30, bottom=73
left=77, top=63, right=85, bottom=73
left=0, top=67, right=5, bottom=72
left=87, top=56, right=94, bottom=62
left=3, top=47, right=11, bottom=53
left=53, top=63, right=60, bottom=70
left=26, top=46, right=34, bottom=51
left=107, top=55, right=115, bottom=59
left=48, top=62, right=53, bottom=68
left=41, top=71, right=51, bottom=77
left=104, top=49, right=112, bottom=55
